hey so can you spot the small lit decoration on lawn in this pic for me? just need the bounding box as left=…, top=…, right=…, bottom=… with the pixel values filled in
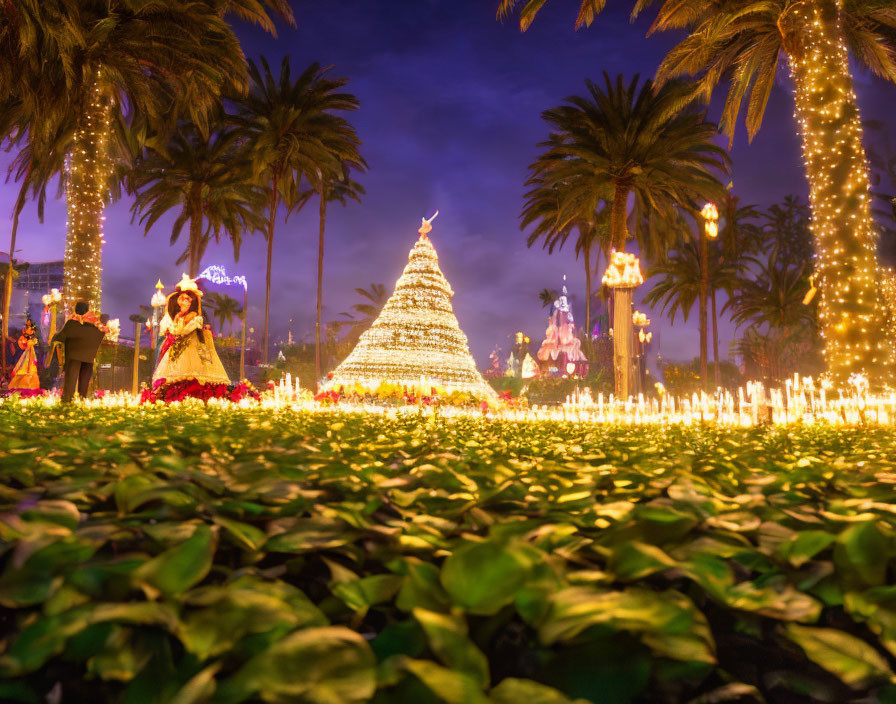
left=63, top=69, right=112, bottom=312
left=4, top=372, right=896, bottom=426
left=782, top=0, right=894, bottom=383
left=323, top=213, right=496, bottom=399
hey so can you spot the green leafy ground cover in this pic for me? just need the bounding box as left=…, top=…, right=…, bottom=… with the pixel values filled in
left=2, top=404, right=896, bottom=704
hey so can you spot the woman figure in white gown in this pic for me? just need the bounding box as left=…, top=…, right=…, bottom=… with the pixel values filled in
left=152, top=274, right=230, bottom=388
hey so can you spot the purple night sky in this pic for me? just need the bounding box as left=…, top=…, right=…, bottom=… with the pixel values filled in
left=2, top=0, right=894, bottom=368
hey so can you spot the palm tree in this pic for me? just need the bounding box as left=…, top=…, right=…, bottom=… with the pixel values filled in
left=3, top=0, right=293, bottom=315
left=0, top=2, right=74, bottom=375
left=314, top=168, right=366, bottom=385
left=760, top=196, right=814, bottom=269
left=529, top=73, right=728, bottom=396
left=726, top=252, right=816, bottom=333
left=205, top=292, right=243, bottom=335
left=22, top=1, right=256, bottom=311
left=712, top=194, right=764, bottom=383
left=205, top=0, right=295, bottom=30
left=334, top=283, right=389, bottom=342
left=498, top=0, right=896, bottom=383
left=235, top=57, right=364, bottom=364
left=531, top=75, right=728, bottom=256
left=520, top=175, right=611, bottom=335
left=130, top=118, right=267, bottom=277
left=539, top=288, right=560, bottom=308
left=644, top=237, right=739, bottom=382
left=731, top=327, right=818, bottom=384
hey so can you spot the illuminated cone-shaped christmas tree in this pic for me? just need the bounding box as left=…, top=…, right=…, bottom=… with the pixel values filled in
left=326, top=214, right=496, bottom=399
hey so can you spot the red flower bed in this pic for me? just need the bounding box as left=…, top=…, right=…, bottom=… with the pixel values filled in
left=140, top=378, right=260, bottom=405
left=0, top=388, right=47, bottom=399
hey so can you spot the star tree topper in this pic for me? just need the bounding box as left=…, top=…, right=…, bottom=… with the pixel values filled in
left=418, top=210, right=439, bottom=239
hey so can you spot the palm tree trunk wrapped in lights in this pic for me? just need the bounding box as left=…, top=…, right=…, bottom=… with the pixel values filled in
left=63, top=71, right=112, bottom=312
left=324, top=215, right=497, bottom=400
left=779, top=0, right=894, bottom=383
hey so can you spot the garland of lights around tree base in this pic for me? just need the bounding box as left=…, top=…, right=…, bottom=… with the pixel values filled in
left=323, top=213, right=497, bottom=400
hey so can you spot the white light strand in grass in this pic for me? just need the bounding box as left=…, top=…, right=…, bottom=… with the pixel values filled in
left=5, top=374, right=896, bottom=426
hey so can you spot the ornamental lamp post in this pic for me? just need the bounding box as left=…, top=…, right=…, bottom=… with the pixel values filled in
left=632, top=311, right=650, bottom=396
left=150, top=280, right=166, bottom=353
left=700, top=203, right=719, bottom=390
left=124, top=315, right=144, bottom=395
left=104, top=318, right=120, bottom=391
left=239, top=282, right=248, bottom=382
left=602, top=251, right=644, bottom=400
left=42, top=288, right=63, bottom=367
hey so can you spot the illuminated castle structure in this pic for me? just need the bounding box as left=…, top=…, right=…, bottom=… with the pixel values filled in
left=324, top=214, right=497, bottom=399
left=536, top=277, right=589, bottom=376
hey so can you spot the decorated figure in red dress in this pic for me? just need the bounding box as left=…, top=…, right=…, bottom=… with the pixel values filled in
left=144, top=274, right=237, bottom=402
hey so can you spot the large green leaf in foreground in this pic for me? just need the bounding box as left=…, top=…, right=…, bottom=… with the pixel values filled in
left=2, top=402, right=896, bottom=703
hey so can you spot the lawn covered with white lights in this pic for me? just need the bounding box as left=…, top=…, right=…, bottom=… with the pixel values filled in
left=2, top=403, right=896, bottom=704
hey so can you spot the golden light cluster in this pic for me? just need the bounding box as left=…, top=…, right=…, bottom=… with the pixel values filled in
left=325, top=229, right=497, bottom=399
left=602, top=250, right=644, bottom=289
left=785, top=1, right=893, bottom=382
left=63, top=71, right=112, bottom=312
left=41, top=289, right=62, bottom=307
left=701, top=202, right=718, bottom=239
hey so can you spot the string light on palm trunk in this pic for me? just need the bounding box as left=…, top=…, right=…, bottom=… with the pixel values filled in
left=784, top=0, right=893, bottom=383
left=63, top=70, right=113, bottom=312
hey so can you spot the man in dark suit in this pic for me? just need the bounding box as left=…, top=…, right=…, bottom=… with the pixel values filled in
left=51, top=301, right=105, bottom=402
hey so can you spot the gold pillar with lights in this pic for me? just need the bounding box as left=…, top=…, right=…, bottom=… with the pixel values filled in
left=603, top=250, right=644, bottom=400
left=63, top=69, right=112, bottom=313
left=780, top=0, right=894, bottom=383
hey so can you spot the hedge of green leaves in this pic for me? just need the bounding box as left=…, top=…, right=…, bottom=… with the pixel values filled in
left=2, top=402, right=896, bottom=704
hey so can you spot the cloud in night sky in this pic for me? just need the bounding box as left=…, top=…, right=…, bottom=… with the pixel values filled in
left=2, top=0, right=894, bottom=369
